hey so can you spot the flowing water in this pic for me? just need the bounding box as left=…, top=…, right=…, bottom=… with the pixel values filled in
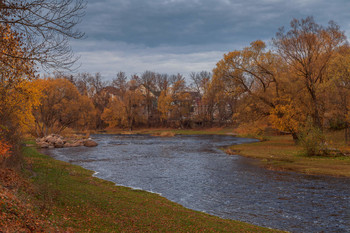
left=45, top=134, right=350, bottom=232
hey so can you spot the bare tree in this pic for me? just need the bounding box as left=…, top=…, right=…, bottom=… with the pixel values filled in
left=170, top=73, right=186, bottom=92
left=141, top=71, right=157, bottom=126
left=190, top=71, right=211, bottom=96
left=112, top=71, right=128, bottom=94
left=155, top=73, right=170, bottom=92
left=0, top=0, right=86, bottom=70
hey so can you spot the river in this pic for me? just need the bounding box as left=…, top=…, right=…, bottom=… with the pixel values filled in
left=45, top=134, right=350, bottom=232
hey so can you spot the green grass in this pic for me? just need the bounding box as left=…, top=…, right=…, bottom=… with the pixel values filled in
left=226, top=134, right=350, bottom=177
left=21, top=146, right=281, bottom=232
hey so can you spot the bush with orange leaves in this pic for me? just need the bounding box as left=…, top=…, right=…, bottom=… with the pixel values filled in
left=0, top=139, right=11, bottom=164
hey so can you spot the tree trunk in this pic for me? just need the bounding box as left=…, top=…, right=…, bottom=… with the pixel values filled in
left=292, top=132, right=299, bottom=144
left=307, top=83, right=323, bottom=130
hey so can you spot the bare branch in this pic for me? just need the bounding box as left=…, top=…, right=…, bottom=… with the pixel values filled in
left=0, top=0, right=86, bottom=71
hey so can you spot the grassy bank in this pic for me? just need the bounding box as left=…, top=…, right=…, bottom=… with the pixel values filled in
left=226, top=134, right=350, bottom=177
left=0, top=144, right=281, bottom=232
left=99, top=127, right=236, bottom=136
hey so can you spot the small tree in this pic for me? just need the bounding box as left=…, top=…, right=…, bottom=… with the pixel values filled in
left=299, top=119, right=327, bottom=156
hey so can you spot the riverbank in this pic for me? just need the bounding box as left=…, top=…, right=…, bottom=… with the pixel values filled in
left=97, top=127, right=350, bottom=177
left=0, top=144, right=280, bottom=232
left=99, top=127, right=237, bottom=136
left=226, top=134, right=350, bottom=178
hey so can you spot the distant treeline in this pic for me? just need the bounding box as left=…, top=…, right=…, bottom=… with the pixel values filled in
left=36, top=70, right=230, bottom=134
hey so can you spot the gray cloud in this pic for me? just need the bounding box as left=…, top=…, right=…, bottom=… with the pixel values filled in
left=82, top=0, right=350, bottom=46
left=71, top=0, right=350, bottom=79
left=71, top=40, right=228, bottom=79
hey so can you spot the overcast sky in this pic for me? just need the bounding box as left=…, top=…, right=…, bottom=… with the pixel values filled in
left=71, top=0, right=350, bottom=80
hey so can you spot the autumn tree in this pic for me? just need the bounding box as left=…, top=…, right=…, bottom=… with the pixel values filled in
left=102, top=80, right=146, bottom=131
left=70, top=72, right=110, bottom=129
left=33, top=78, right=95, bottom=136
left=269, top=97, right=306, bottom=139
left=325, top=45, right=350, bottom=142
left=0, top=24, right=42, bottom=166
left=0, top=0, right=86, bottom=165
left=200, top=81, right=217, bottom=125
left=214, top=40, right=279, bottom=109
left=209, top=72, right=239, bottom=125
left=0, top=24, right=41, bottom=144
left=212, top=40, right=280, bottom=132
left=168, top=77, right=193, bottom=127
left=155, top=73, right=170, bottom=92
left=211, top=17, right=349, bottom=143
left=172, top=91, right=192, bottom=128
left=188, top=71, right=217, bottom=125
left=273, top=17, right=346, bottom=129
left=157, top=89, right=173, bottom=125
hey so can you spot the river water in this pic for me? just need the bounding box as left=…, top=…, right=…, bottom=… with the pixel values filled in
left=45, top=134, right=350, bottom=232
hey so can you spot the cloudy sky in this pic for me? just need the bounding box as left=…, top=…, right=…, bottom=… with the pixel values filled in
left=71, top=0, right=350, bottom=80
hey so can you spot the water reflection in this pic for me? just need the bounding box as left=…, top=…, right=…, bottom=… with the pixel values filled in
left=45, top=134, right=350, bottom=233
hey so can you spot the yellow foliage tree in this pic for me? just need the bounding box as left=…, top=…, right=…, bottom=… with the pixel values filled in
left=158, top=79, right=192, bottom=128
left=157, top=90, right=173, bottom=124
left=0, top=24, right=42, bottom=145
left=212, top=40, right=280, bottom=131
left=102, top=88, right=145, bottom=131
left=273, top=17, right=346, bottom=129
left=325, top=45, right=350, bottom=142
left=269, top=98, right=306, bottom=141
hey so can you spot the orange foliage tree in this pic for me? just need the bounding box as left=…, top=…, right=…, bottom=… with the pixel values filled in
left=273, top=17, right=346, bottom=129
left=212, top=17, right=348, bottom=143
left=212, top=40, right=279, bottom=132
left=33, top=78, right=96, bottom=136
left=0, top=24, right=42, bottom=147
left=102, top=80, right=146, bottom=131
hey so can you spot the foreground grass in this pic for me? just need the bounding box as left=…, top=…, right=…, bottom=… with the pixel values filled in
left=226, top=134, right=350, bottom=177
left=14, top=146, right=280, bottom=232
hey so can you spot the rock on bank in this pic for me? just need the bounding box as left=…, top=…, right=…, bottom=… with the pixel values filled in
left=36, top=134, right=98, bottom=149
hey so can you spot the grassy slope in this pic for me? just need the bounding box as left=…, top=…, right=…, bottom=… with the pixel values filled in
left=16, top=145, right=280, bottom=232
left=226, top=134, right=350, bottom=177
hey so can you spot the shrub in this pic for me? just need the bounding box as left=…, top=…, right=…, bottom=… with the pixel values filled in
left=299, top=124, right=327, bottom=156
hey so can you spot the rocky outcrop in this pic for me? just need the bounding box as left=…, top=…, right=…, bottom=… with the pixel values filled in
left=83, top=140, right=98, bottom=147
left=36, top=134, right=98, bottom=149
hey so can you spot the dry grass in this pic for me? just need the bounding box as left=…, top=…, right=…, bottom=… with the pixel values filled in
left=151, top=131, right=176, bottom=137
left=0, top=168, right=62, bottom=232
